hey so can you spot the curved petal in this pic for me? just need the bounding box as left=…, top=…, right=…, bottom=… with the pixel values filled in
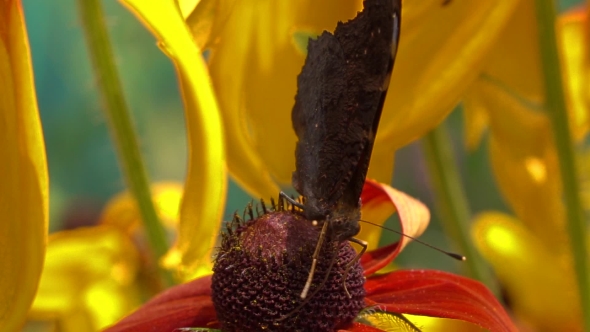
left=29, top=226, right=140, bottom=332
left=119, top=0, right=227, bottom=280
left=103, top=275, right=217, bottom=332
left=472, top=212, right=582, bottom=331
left=360, top=180, right=430, bottom=275
left=0, top=1, right=48, bottom=330
left=365, top=269, right=517, bottom=332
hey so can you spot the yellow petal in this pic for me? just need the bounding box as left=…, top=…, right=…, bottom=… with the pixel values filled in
left=464, top=75, right=567, bottom=251
left=374, top=0, right=520, bottom=150
left=119, top=0, right=227, bottom=280
left=0, top=1, right=48, bottom=330
left=462, top=94, right=489, bottom=151
left=29, top=226, right=140, bottom=332
left=100, top=182, right=183, bottom=232
left=472, top=1, right=590, bottom=142
left=184, top=0, right=237, bottom=50
left=207, top=0, right=362, bottom=197
left=472, top=212, right=582, bottom=331
left=557, top=6, right=590, bottom=141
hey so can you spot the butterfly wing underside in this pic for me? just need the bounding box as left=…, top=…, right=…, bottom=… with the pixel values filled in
left=292, top=0, right=401, bottom=220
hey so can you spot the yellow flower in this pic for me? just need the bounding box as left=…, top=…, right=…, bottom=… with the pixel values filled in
left=0, top=1, right=48, bottom=330
left=1, top=0, right=225, bottom=330
left=464, top=3, right=589, bottom=330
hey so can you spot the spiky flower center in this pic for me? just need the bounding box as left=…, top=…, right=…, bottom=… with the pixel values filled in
left=211, top=202, right=366, bottom=332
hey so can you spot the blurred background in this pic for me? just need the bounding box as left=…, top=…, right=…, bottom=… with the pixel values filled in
left=21, top=0, right=582, bottom=277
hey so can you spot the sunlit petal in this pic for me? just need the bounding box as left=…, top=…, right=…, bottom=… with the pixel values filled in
left=119, top=0, right=226, bottom=280
left=360, top=180, right=430, bottom=275
left=29, top=226, right=140, bottom=332
left=0, top=1, right=48, bottom=330
left=472, top=212, right=582, bottom=331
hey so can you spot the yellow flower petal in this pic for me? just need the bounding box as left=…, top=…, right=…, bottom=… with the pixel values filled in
left=119, top=0, right=227, bottom=280
left=29, top=226, right=140, bottom=332
left=371, top=0, right=520, bottom=160
left=100, top=182, right=183, bottom=232
left=472, top=212, right=582, bottom=331
left=0, top=1, right=48, bottom=330
left=557, top=6, right=590, bottom=141
left=464, top=74, right=567, bottom=251
left=183, top=0, right=237, bottom=50
left=470, top=1, right=590, bottom=142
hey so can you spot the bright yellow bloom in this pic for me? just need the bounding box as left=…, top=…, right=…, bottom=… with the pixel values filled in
left=1, top=0, right=225, bottom=329
left=29, top=226, right=141, bottom=332
left=0, top=1, right=48, bottom=330
left=465, top=3, right=589, bottom=330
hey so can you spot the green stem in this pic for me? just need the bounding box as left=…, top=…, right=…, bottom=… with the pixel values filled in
left=534, top=1, right=590, bottom=330
left=422, top=122, right=499, bottom=296
left=78, top=0, right=174, bottom=287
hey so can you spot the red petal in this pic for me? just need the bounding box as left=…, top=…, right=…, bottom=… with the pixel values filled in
left=104, top=275, right=218, bottom=331
left=365, top=270, right=517, bottom=332
left=360, top=180, right=430, bottom=275
left=339, top=322, right=385, bottom=332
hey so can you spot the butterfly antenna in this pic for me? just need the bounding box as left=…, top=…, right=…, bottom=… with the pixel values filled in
left=359, top=219, right=466, bottom=261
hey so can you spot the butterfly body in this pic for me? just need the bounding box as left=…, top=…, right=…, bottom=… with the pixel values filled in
left=292, top=0, right=401, bottom=243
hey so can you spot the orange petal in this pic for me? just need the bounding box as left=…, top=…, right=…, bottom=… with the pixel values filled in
left=29, top=226, right=140, bottom=332
left=360, top=179, right=430, bottom=275
left=472, top=212, right=582, bottom=330
left=0, top=1, right=48, bottom=330
left=119, top=0, right=227, bottom=280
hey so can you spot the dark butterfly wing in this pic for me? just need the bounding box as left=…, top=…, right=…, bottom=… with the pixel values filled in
left=292, top=0, right=401, bottom=220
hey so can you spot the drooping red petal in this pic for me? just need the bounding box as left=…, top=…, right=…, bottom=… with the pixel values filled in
left=359, top=180, right=430, bottom=276
left=364, top=270, right=517, bottom=332
left=103, top=275, right=218, bottom=332
left=339, top=322, right=385, bottom=332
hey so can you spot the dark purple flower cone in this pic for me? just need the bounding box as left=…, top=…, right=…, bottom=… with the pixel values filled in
left=211, top=204, right=366, bottom=332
